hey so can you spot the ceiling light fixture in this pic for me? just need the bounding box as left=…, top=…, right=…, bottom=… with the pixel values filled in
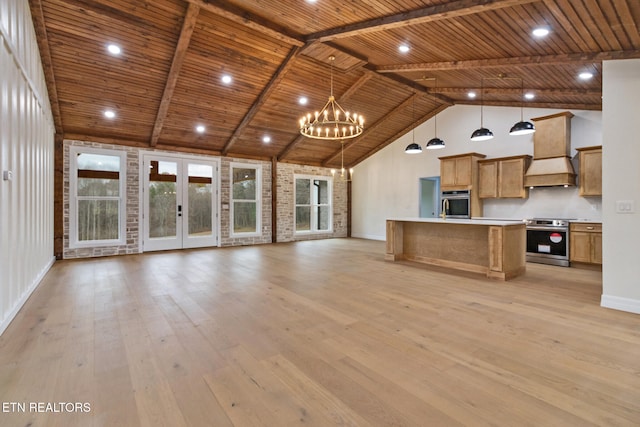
left=298, top=96, right=308, bottom=105
left=579, top=71, right=594, bottom=80
left=470, top=78, right=493, bottom=141
left=399, top=44, right=410, bottom=53
left=262, top=135, right=271, bottom=143
left=426, top=78, right=445, bottom=150
left=467, top=91, right=477, bottom=99
left=103, top=110, right=116, bottom=119
left=221, top=74, right=232, bottom=84
left=525, top=92, right=535, bottom=100
left=332, top=141, right=354, bottom=181
left=107, top=44, right=121, bottom=55
left=532, top=27, right=550, bottom=38
left=299, top=55, right=364, bottom=140
left=195, top=125, right=205, bottom=133
left=510, top=78, right=536, bottom=136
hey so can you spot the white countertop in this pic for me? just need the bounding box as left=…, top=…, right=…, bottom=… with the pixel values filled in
left=571, top=219, right=603, bottom=223
left=387, top=218, right=526, bottom=226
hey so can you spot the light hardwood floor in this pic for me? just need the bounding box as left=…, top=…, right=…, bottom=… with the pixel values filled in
left=1, top=238, right=639, bottom=426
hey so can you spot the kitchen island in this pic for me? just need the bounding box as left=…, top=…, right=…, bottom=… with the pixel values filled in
left=386, top=218, right=526, bottom=280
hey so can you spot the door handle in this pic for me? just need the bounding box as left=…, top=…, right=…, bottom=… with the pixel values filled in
left=177, top=205, right=182, bottom=217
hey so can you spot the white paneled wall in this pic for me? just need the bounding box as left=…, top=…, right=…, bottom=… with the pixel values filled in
left=0, top=0, right=55, bottom=335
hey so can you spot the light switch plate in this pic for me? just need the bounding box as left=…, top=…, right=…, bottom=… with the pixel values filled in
left=615, top=200, right=635, bottom=214
left=2, top=170, right=12, bottom=181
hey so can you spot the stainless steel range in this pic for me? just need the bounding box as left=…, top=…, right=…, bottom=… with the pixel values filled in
left=525, top=218, right=573, bottom=267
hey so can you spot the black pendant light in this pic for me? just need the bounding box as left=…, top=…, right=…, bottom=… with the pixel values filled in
left=510, top=79, right=535, bottom=136
left=405, top=91, right=422, bottom=154
left=426, top=78, right=445, bottom=150
left=471, top=78, right=494, bottom=141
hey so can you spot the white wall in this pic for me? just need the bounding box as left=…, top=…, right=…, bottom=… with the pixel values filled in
left=0, top=0, right=55, bottom=335
left=601, top=59, right=640, bottom=314
left=352, top=104, right=602, bottom=240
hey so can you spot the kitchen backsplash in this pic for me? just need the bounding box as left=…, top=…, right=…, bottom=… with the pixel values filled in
left=481, top=186, right=602, bottom=220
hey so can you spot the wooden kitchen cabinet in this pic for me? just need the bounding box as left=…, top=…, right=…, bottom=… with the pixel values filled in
left=478, top=155, right=532, bottom=199
left=439, top=152, right=486, bottom=190
left=570, top=222, right=602, bottom=265
left=576, top=146, right=602, bottom=196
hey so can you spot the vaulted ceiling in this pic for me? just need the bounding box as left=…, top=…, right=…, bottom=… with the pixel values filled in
left=30, top=0, right=640, bottom=169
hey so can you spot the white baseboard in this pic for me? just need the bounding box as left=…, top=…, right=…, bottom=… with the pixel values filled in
left=600, top=294, right=640, bottom=315
left=0, top=256, right=55, bottom=336
left=351, top=232, right=385, bottom=241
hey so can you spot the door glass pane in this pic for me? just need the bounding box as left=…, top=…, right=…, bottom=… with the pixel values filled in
left=188, top=164, right=213, bottom=237
left=233, top=201, right=256, bottom=233
left=78, top=200, right=119, bottom=241
left=296, top=206, right=310, bottom=231
left=149, top=161, right=177, bottom=239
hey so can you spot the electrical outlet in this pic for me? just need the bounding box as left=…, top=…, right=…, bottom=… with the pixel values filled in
left=615, top=200, right=635, bottom=214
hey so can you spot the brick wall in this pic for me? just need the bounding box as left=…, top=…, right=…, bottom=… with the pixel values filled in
left=276, top=163, right=348, bottom=242
left=62, top=140, right=347, bottom=258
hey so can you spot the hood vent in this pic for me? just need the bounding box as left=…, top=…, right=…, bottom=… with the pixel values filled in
left=524, top=111, right=576, bottom=187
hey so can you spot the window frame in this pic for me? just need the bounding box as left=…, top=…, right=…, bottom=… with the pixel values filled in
left=230, top=162, right=262, bottom=237
left=69, top=146, right=127, bottom=248
left=294, top=174, right=333, bottom=234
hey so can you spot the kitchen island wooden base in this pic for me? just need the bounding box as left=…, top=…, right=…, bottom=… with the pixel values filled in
left=386, top=218, right=526, bottom=280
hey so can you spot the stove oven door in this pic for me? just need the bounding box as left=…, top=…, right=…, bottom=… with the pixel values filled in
left=526, top=227, right=569, bottom=265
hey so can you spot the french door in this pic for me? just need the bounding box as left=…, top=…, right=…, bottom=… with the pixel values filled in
left=142, top=154, right=218, bottom=251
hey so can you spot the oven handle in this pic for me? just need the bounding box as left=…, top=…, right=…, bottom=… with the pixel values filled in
left=526, top=226, right=568, bottom=231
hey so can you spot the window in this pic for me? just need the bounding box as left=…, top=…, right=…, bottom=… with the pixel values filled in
left=231, top=163, right=261, bottom=236
left=69, top=147, right=126, bottom=247
left=295, top=175, right=332, bottom=233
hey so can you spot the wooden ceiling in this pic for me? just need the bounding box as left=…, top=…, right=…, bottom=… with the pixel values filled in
left=30, top=0, right=640, bottom=169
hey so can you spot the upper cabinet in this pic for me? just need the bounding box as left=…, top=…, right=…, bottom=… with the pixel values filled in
left=478, top=155, right=532, bottom=199
left=576, top=146, right=602, bottom=196
left=439, top=153, right=486, bottom=190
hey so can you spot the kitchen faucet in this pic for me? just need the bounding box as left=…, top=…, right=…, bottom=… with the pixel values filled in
left=441, top=198, right=449, bottom=220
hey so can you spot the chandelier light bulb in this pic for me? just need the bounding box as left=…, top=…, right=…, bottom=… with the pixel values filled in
left=299, top=56, right=364, bottom=140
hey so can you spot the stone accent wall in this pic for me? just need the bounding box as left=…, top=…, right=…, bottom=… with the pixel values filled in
left=276, top=163, right=348, bottom=243
left=63, top=140, right=140, bottom=259
left=219, top=157, right=272, bottom=247
left=62, top=141, right=346, bottom=258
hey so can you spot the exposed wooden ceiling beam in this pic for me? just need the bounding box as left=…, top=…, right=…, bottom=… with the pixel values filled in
left=457, top=100, right=602, bottom=110
left=222, top=45, right=305, bottom=155
left=349, top=104, right=450, bottom=167
left=150, top=3, right=200, bottom=147
left=362, top=66, right=454, bottom=106
left=432, top=87, right=602, bottom=97
left=277, top=72, right=373, bottom=161
left=305, top=0, right=538, bottom=43
left=376, top=50, right=640, bottom=73
left=323, top=93, right=419, bottom=166
left=28, top=0, right=63, bottom=134
left=184, top=0, right=304, bottom=46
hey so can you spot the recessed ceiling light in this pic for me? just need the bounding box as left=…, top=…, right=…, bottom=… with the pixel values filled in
left=468, top=91, right=477, bottom=99
left=532, top=27, right=550, bottom=38
left=195, top=125, right=205, bottom=133
left=579, top=72, right=594, bottom=80
left=107, top=44, right=121, bottom=55
left=103, top=110, right=115, bottom=119
left=221, top=74, right=232, bottom=84
left=299, top=96, right=308, bottom=105
left=399, top=44, right=410, bottom=53
left=262, top=135, right=271, bottom=143
left=524, top=92, right=535, bottom=100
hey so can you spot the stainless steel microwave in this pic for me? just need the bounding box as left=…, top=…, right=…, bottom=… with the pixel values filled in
left=441, top=190, right=470, bottom=218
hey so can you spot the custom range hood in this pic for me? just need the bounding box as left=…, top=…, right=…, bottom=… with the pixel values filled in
left=524, top=111, right=576, bottom=187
